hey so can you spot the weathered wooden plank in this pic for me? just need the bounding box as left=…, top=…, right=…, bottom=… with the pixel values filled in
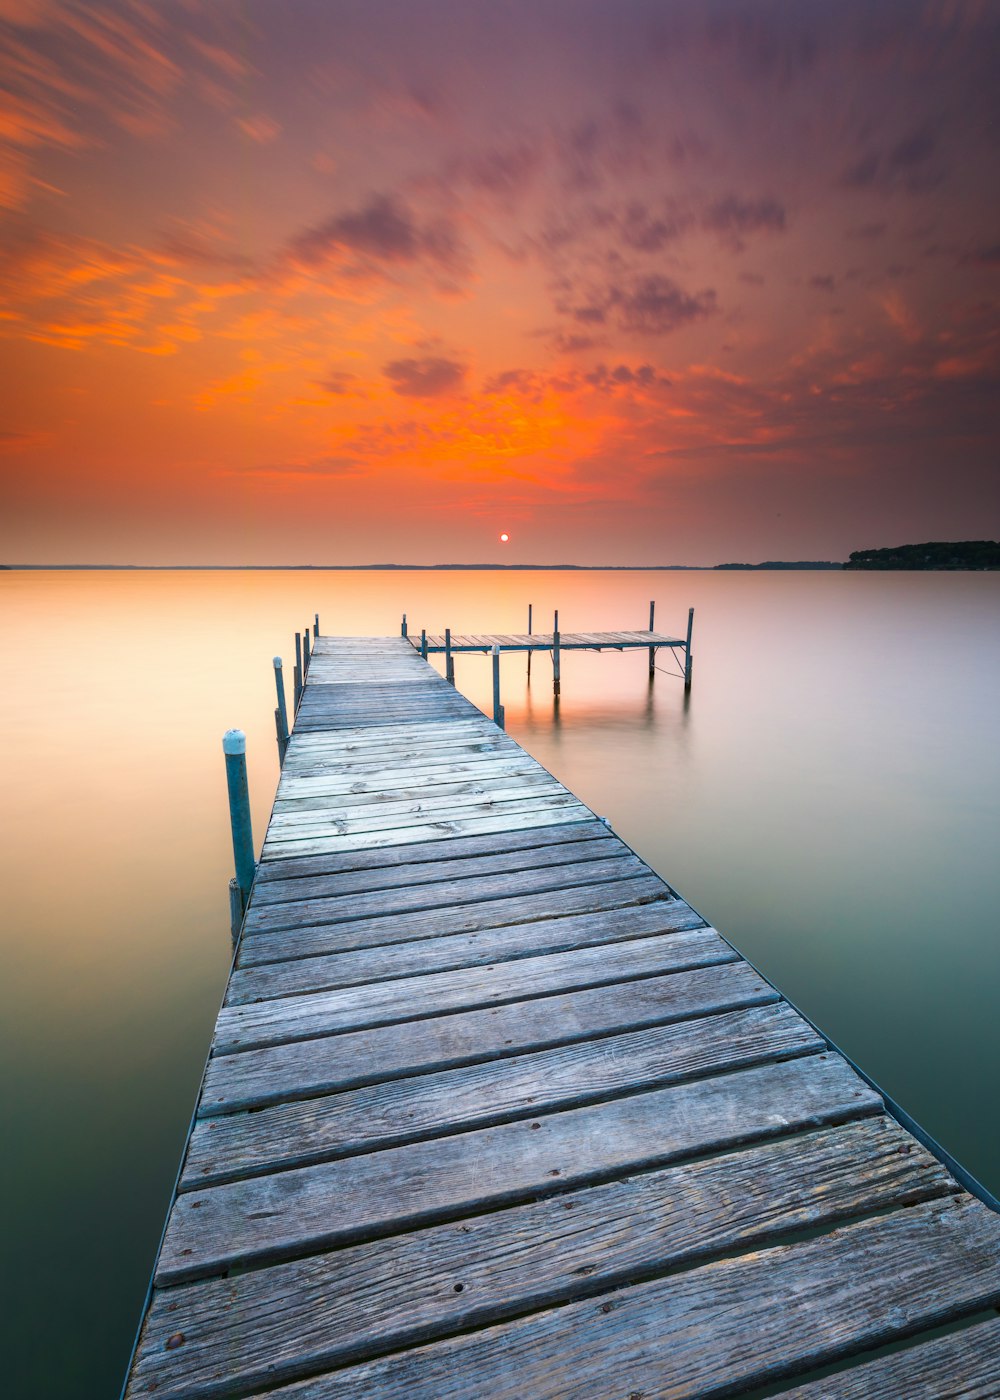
left=126, top=1118, right=955, bottom=1400
left=273, top=772, right=561, bottom=814
left=252, top=820, right=612, bottom=884
left=221, top=1197, right=1000, bottom=1400
left=182, top=1003, right=823, bottom=1186
left=201, top=961, right=776, bottom=1114
left=238, top=873, right=675, bottom=969
left=275, top=755, right=543, bottom=797
left=251, top=833, right=625, bottom=904
left=258, top=802, right=595, bottom=858
left=244, top=855, right=647, bottom=935
left=779, top=1316, right=1000, bottom=1398
left=267, top=775, right=565, bottom=827
left=157, top=1054, right=881, bottom=1282
left=229, top=898, right=704, bottom=1003
left=216, top=926, right=735, bottom=1051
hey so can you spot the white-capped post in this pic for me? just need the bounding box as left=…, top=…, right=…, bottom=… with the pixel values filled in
left=222, top=728, right=255, bottom=936
left=492, top=643, right=504, bottom=728
left=684, top=606, right=694, bottom=691
left=273, top=657, right=289, bottom=762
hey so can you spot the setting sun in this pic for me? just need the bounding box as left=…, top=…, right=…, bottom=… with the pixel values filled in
left=499, top=533, right=510, bottom=543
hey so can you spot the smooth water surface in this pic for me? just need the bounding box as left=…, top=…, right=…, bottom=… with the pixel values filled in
left=2, top=569, right=998, bottom=1396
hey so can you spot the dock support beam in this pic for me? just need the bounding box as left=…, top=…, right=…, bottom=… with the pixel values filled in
left=222, top=729, right=255, bottom=941
left=445, top=627, right=455, bottom=684
left=272, top=657, right=289, bottom=764
left=314, top=614, right=319, bottom=639
left=492, top=643, right=504, bottom=729
left=648, top=599, right=655, bottom=677
left=552, top=610, right=561, bottom=696
left=401, top=613, right=407, bottom=638
left=527, top=603, right=532, bottom=678
left=294, top=632, right=303, bottom=709
left=420, top=628, right=428, bottom=660
left=303, top=629, right=311, bottom=677
left=684, top=607, right=694, bottom=691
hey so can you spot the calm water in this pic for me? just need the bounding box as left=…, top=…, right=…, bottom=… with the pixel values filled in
left=2, top=569, right=999, bottom=1396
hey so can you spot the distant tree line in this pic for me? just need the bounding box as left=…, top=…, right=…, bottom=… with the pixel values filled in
left=844, top=541, right=1000, bottom=570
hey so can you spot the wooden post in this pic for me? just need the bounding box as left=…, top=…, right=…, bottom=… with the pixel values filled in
left=527, top=603, right=532, bottom=678
left=445, top=627, right=455, bottom=684
left=684, top=606, right=694, bottom=691
left=273, top=708, right=286, bottom=766
left=314, top=613, right=320, bottom=638
left=553, top=609, right=561, bottom=696
left=273, top=657, right=289, bottom=760
left=648, top=599, right=656, bottom=677
left=303, top=629, right=311, bottom=677
left=420, top=628, right=428, bottom=660
left=401, top=613, right=408, bottom=638
left=294, top=632, right=302, bottom=709
left=222, top=729, right=255, bottom=938
left=492, top=643, right=504, bottom=728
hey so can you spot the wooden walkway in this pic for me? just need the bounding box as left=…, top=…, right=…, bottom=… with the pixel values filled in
left=124, top=636, right=1000, bottom=1399
left=412, top=629, right=686, bottom=652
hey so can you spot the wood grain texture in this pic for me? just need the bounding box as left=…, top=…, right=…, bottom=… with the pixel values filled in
left=203, top=1199, right=1000, bottom=1400
left=183, top=1003, right=823, bottom=1186
left=215, top=926, right=736, bottom=1051
left=201, top=961, right=775, bottom=1113
left=127, top=1119, right=954, bottom=1400
left=778, top=1316, right=1000, bottom=1398
left=243, top=854, right=646, bottom=935
left=228, top=898, right=705, bottom=1004
left=157, top=1054, right=881, bottom=1282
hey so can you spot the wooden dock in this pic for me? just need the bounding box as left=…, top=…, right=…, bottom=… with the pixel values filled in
left=124, top=635, right=1000, bottom=1399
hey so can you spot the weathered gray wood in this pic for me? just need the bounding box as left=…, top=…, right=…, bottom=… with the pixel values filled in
left=259, top=802, right=595, bottom=858
left=275, top=755, right=544, bottom=797
left=215, top=927, right=736, bottom=1051
left=244, top=855, right=648, bottom=935
left=202, top=961, right=775, bottom=1114
left=263, top=785, right=579, bottom=838
left=252, top=820, right=611, bottom=885
left=229, top=898, right=704, bottom=1003
left=779, top=1316, right=1000, bottom=1398
left=157, top=1054, right=881, bottom=1282
left=213, top=1198, right=1000, bottom=1400
left=127, top=1119, right=955, bottom=1400
left=184, top=1004, right=823, bottom=1186
left=239, top=873, right=676, bottom=968
left=251, top=833, right=625, bottom=904
left=272, top=772, right=562, bottom=815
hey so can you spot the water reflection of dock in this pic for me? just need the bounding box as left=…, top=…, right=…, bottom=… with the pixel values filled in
left=123, top=634, right=1000, bottom=1398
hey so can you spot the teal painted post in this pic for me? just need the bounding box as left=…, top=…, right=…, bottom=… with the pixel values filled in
left=684, top=606, right=694, bottom=690
left=401, top=613, right=408, bottom=638
left=294, top=632, right=303, bottom=709
left=303, top=628, right=311, bottom=677
left=553, top=609, right=561, bottom=696
left=648, top=599, right=656, bottom=676
left=222, top=729, right=255, bottom=935
left=314, top=613, right=319, bottom=638
left=492, top=643, right=504, bottom=728
left=445, top=627, right=455, bottom=684
left=273, top=656, right=289, bottom=760
left=420, top=628, right=428, bottom=660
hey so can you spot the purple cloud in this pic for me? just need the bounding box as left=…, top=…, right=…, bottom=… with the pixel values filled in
left=384, top=356, right=467, bottom=397
left=612, top=275, right=717, bottom=334
left=289, top=194, right=464, bottom=272
left=702, top=195, right=787, bottom=241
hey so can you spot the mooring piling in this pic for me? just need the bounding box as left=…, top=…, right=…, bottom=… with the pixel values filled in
left=445, top=627, right=455, bottom=685
left=314, top=614, right=320, bottom=638
left=294, top=632, right=303, bottom=709
left=527, top=602, right=533, bottom=678
left=684, top=606, right=694, bottom=691
left=648, top=600, right=656, bottom=676
left=401, top=613, right=408, bottom=638
left=552, top=609, right=561, bottom=696
left=492, top=642, right=504, bottom=728
left=273, top=657, right=289, bottom=763
left=303, top=629, right=311, bottom=676
left=421, top=628, right=428, bottom=660
left=222, top=728, right=255, bottom=939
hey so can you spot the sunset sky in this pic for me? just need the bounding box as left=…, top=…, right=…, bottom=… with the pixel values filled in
left=2, top=0, right=998, bottom=564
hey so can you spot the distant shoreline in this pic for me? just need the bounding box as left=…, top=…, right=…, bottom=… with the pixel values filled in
left=1, top=561, right=845, bottom=572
